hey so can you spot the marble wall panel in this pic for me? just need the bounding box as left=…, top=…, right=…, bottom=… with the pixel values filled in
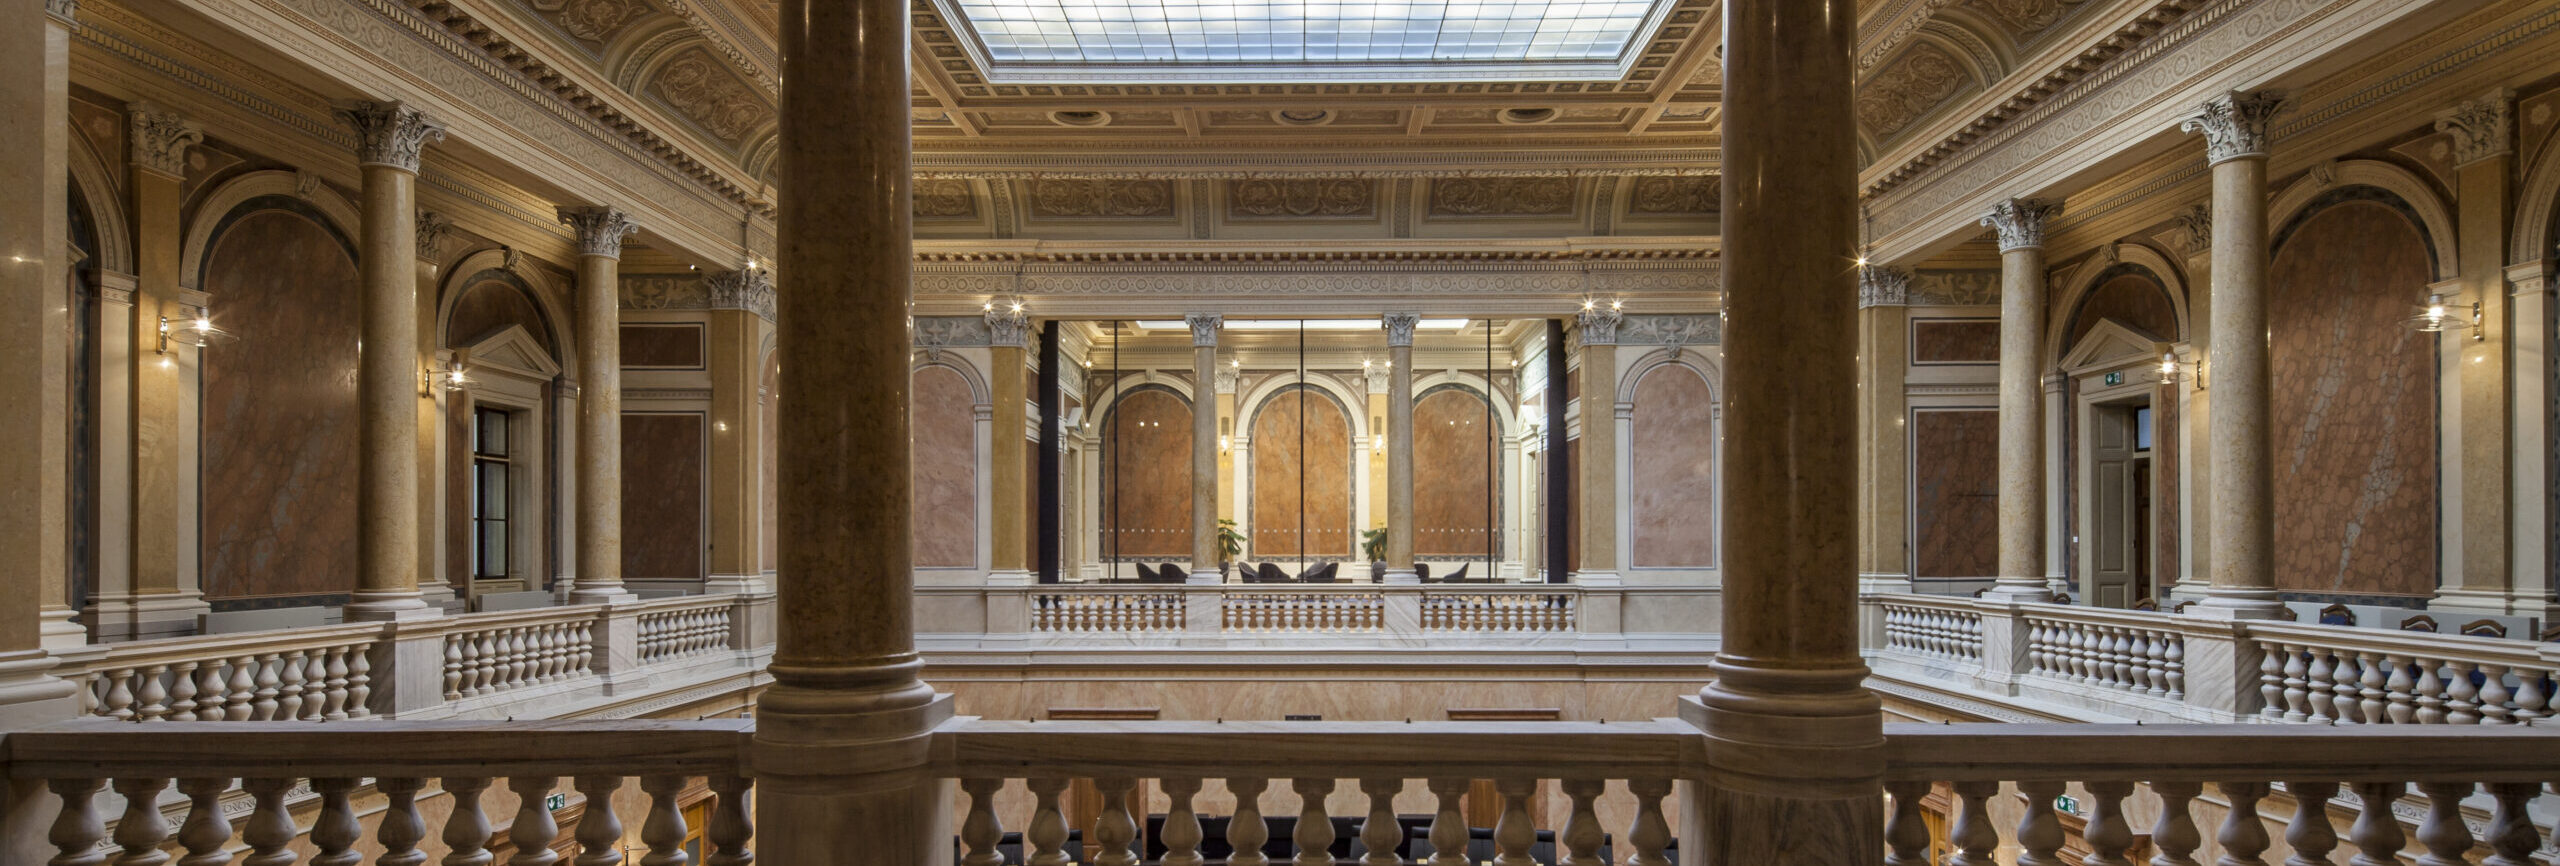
left=619, top=323, right=705, bottom=369
left=1099, top=387, right=1193, bottom=559
left=1414, top=388, right=1496, bottom=558
left=1564, top=438, right=1581, bottom=570
left=760, top=359, right=777, bottom=572
left=2268, top=200, right=2437, bottom=597
left=1913, top=409, right=1998, bottom=578
left=445, top=278, right=554, bottom=353
left=1248, top=386, right=1353, bottom=558
left=1630, top=366, right=1715, bottom=567
left=2064, top=271, right=2180, bottom=349
left=1910, top=318, right=1999, bottom=364
left=201, top=210, right=360, bottom=599
left=2153, top=384, right=2179, bottom=598
left=913, top=365, right=978, bottom=568
left=620, top=413, right=704, bottom=579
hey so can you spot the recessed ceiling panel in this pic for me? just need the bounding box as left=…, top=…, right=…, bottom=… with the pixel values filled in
left=931, top=0, right=1680, bottom=83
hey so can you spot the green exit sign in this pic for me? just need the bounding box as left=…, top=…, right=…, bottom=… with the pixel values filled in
left=2054, top=794, right=2080, bottom=815
left=2102, top=371, right=2124, bottom=386
left=546, top=793, right=569, bottom=812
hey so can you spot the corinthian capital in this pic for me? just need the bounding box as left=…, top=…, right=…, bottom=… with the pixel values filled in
left=986, top=301, right=1031, bottom=348
left=332, top=100, right=447, bottom=172
left=1858, top=264, right=1911, bottom=308
left=1381, top=312, right=1421, bottom=348
left=557, top=206, right=641, bottom=259
left=1980, top=197, right=2062, bottom=252
left=2178, top=89, right=2291, bottom=165
left=46, top=0, right=77, bottom=26
left=1573, top=307, right=1620, bottom=346
left=125, top=102, right=202, bottom=180
left=2434, top=88, right=2514, bottom=168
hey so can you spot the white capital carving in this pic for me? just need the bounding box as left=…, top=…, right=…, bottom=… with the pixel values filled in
left=332, top=100, right=447, bottom=172
left=1858, top=265, right=1911, bottom=308
left=2178, top=89, right=2290, bottom=165
left=1214, top=369, right=1240, bottom=394
left=986, top=303, right=1031, bottom=348
left=1382, top=312, right=1421, bottom=347
left=2173, top=203, right=2212, bottom=256
left=557, top=206, right=641, bottom=259
left=415, top=210, right=454, bottom=262
left=125, top=102, right=201, bottom=180
left=45, top=0, right=76, bottom=25
left=2434, top=88, right=2514, bottom=168
left=1183, top=312, right=1222, bottom=347
left=708, top=268, right=776, bottom=321
left=1574, top=307, right=1621, bottom=345
left=1979, top=197, right=2061, bottom=252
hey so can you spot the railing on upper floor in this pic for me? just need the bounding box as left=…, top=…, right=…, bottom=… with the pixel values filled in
left=923, top=582, right=1698, bottom=655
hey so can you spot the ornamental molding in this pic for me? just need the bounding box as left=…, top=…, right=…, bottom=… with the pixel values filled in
left=1381, top=312, right=1420, bottom=347
left=1980, top=197, right=2062, bottom=251
left=416, top=211, right=455, bottom=262
left=914, top=317, right=993, bottom=360
left=1429, top=177, right=1576, bottom=216
left=916, top=269, right=1719, bottom=297
left=124, top=102, right=201, bottom=179
left=983, top=304, right=1031, bottom=348
left=2433, top=87, right=2514, bottom=167
left=558, top=206, right=641, bottom=259
left=332, top=99, right=446, bottom=172
left=45, top=0, right=76, bottom=25
left=1183, top=313, right=1223, bottom=347
left=706, top=268, right=774, bottom=321
left=2179, top=90, right=2292, bottom=165
left=619, top=275, right=706, bottom=310
left=2171, top=204, right=2212, bottom=257
left=1909, top=269, right=2002, bottom=306
left=1860, top=265, right=1913, bottom=308
left=1617, top=315, right=1720, bottom=348
left=909, top=152, right=1725, bottom=181
left=1575, top=307, right=1624, bottom=346
left=1227, top=179, right=1376, bottom=219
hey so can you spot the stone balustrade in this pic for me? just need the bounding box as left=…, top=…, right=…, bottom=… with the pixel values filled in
left=929, top=583, right=1710, bottom=657
left=1865, top=592, right=2560, bottom=725
left=51, top=593, right=771, bottom=723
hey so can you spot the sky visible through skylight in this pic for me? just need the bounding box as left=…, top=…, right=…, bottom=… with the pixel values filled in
left=946, top=1, right=1668, bottom=76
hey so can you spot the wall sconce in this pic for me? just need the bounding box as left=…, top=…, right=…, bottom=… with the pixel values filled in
left=2410, top=292, right=2483, bottom=341
left=1579, top=296, right=1624, bottom=312
left=429, top=350, right=472, bottom=393
left=1218, top=435, right=1231, bottom=453
left=1371, top=433, right=1386, bottom=453
left=156, top=308, right=222, bottom=355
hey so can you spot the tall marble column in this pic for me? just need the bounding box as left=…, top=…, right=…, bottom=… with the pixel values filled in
left=2180, top=90, right=2290, bottom=619
left=2431, top=89, right=2522, bottom=615
left=558, top=206, right=640, bottom=604
left=1857, top=266, right=1913, bottom=595
left=0, top=0, right=83, bottom=719
left=752, top=0, right=949, bottom=862
left=1382, top=313, right=1419, bottom=583
left=334, top=101, right=446, bottom=621
left=705, top=269, right=774, bottom=594
left=1184, top=313, right=1221, bottom=583
left=33, top=0, right=80, bottom=648
left=1980, top=197, right=2060, bottom=602
left=112, top=103, right=204, bottom=638
left=1687, top=0, right=1882, bottom=856
left=1574, top=306, right=1621, bottom=585
left=987, top=303, right=1031, bottom=585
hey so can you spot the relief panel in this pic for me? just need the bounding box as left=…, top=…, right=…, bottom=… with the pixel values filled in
left=1856, top=41, right=1971, bottom=141
left=1428, top=177, right=1576, bottom=217
left=646, top=47, right=773, bottom=146
left=913, top=364, right=978, bottom=568
left=1227, top=179, right=1376, bottom=219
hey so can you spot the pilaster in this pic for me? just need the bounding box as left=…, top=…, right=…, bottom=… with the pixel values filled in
left=113, top=102, right=205, bottom=637
left=0, top=0, right=83, bottom=721
left=705, top=281, right=772, bottom=594
left=1857, top=266, right=1912, bottom=594
left=2429, top=89, right=2520, bottom=616
left=415, top=211, right=456, bottom=609
left=986, top=301, right=1032, bottom=586
left=1573, top=306, right=1621, bottom=586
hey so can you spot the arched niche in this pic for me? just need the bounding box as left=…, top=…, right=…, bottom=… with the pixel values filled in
left=1413, top=382, right=1500, bottom=559
left=1626, top=358, right=1718, bottom=569
left=1247, top=383, right=1354, bottom=559
left=912, top=361, right=981, bottom=569
left=1096, top=383, right=1194, bottom=562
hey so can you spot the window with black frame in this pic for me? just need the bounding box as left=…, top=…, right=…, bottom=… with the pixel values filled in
left=471, top=406, right=510, bottom=580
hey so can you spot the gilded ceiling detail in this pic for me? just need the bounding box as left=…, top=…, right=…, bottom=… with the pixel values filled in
left=1628, top=177, right=1718, bottom=215
left=1856, top=42, right=1969, bottom=139
left=1429, top=177, right=1576, bottom=217
left=648, top=47, right=772, bottom=144
left=527, top=0, right=652, bottom=44
left=1028, top=179, right=1176, bottom=219
left=915, top=179, right=978, bottom=219
left=1228, top=180, right=1376, bottom=219
left=1968, top=0, right=2084, bottom=37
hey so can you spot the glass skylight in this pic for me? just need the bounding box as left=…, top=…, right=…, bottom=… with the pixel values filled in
left=931, top=0, right=1680, bottom=83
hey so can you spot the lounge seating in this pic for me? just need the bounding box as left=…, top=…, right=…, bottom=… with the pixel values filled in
left=1259, top=562, right=1288, bottom=583
left=1414, top=562, right=1432, bottom=582
left=1440, top=563, right=1470, bottom=583
left=1300, top=562, right=1337, bottom=583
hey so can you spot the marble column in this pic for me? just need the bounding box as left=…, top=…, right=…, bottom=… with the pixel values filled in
left=1687, top=0, right=1883, bottom=857
left=1382, top=313, right=1419, bottom=583
left=2180, top=90, right=2290, bottom=619
left=0, top=0, right=82, bottom=719
left=1184, top=313, right=1221, bottom=583
left=1980, top=197, right=2060, bottom=602
left=987, top=303, right=1031, bottom=586
left=705, top=270, right=774, bottom=594
left=334, top=101, right=446, bottom=621
left=558, top=206, right=640, bottom=604
left=2432, top=89, right=2522, bottom=615
left=1857, top=266, right=1913, bottom=595
left=1574, top=306, right=1621, bottom=585
left=2173, top=205, right=2214, bottom=601
left=752, top=0, right=950, bottom=862
left=414, top=211, right=456, bottom=608
left=112, top=103, right=204, bottom=638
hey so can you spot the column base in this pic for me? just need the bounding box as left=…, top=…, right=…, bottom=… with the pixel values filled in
left=1979, top=580, right=2052, bottom=603
left=0, top=650, right=79, bottom=728
left=38, top=606, right=84, bottom=650
left=569, top=587, right=642, bottom=605
left=1185, top=569, right=1222, bottom=585
left=2186, top=587, right=2288, bottom=620
left=2426, top=587, right=2542, bottom=618
left=984, top=570, right=1034, bottom=587
left=705, top=572, right=774, bottom=594
left=1856, top=573, right=1915, bottom=595
left=1571, top=570, right=1621, bottom=587
left=1380, top=567, right=1420, bottom=585
left=85, top=591, right=211, bottom=642
left=345, top=591, right=443, bottom=622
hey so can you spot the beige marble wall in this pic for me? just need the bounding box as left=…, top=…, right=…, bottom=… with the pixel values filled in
left=1913, top=409, right=1999, bottom=579
left=1629, top=364, right=1715, bottom=568
left=1248, top=386, right=1353, bottom=558
left=1414, top=388, right=1495, bottom=558
left=619, top=412, right=705, bottom=580
left=913, top=364, right=978, bottom=568
left=1100, top=388, right=1194, bottom=560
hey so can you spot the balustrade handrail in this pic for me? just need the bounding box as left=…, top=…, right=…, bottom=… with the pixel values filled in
left=1880, top=722, right=2560, bottom=782
left=938, top=717, right=1696, bottom=779
left=1014, top=583, right=1587, bottom=595
left=2242, top=618, right=2555, bottom=663
left=0, top=719, right=754, bottom=779
left=56, top=622, right=388, bottom=671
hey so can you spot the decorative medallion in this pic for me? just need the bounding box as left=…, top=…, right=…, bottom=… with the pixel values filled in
left=1228, top=179, right=1374, bottom=219
left=1428, top=177, right=1574, bottom=217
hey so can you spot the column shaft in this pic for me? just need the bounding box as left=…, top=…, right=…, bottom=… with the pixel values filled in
left=1383, top=315, right=1418, bottom=582
left=1576, top=338, right=1618, bottom=583
left=1190, top=342, right=1218, bottom=581
left=2205, top=154, right=2275, bottom=613
left=349, top=163, right=426, bottom=617
left=989, top=341, right=1028, bottom=582
left=560, top=207, right=637, bottom=604
left=1690, top=0, right=1883, bottom=857
left=1981, top=199, right=2057, bottom=602
left=0, top=0, right=83, bottom=707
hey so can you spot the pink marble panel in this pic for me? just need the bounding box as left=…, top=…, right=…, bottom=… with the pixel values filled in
left=1098, top=388, right=1192, bottom=559
left=445, top=279, right=553, bottom=354
left=1414, top=388, right=1495, bottom=557
left=200, top=210, right=360, bottom=599
left=1630, top=365, right=1714, bottom=567
left=1910, top=319, right=1999, bottom=364
left=1913, top=409, right=1997, bottom=578
left=1249, top=387, right=1353, bottom=557
left=912, top=365, right=977, bottom=568
left=760, top=358, right=778, bottom=572
left=621, top=413, right=704, bottom=579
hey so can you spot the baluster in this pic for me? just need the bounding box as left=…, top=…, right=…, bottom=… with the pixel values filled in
left=321, top=647, right=351, bottom=720
left=1091, top=777, right=1139, bottom=866
left=2215, top=782, right=2272, bottom=866
left=111, top=777, right=172, bottom=866
left=2143, top=632, right=2170, bottom=695
left=639, top=775, right=690, bottom=866
left=275, top=651, right=307, bottom=720
left=2444, top=661, right=2481, bottom=725
left=1560, top=779, right=1604, bottom=866
left=226, top=656, right=257, bottom=721
left=706, top=775, right=754, bottom=866
left=1358, top=779, right=1401, bottom=866
left=2384, top=654, right=2416, bottom=724
left=2330, top=652, right=2363, bottom=724
left=1160, top=778, right=1206, bottom=866
left=2481, top=783, right=2539, bottom=866
left=2148, top=781, right=2204, bottom=866
left=2281, top=782, right=2340, bottom=866
left=572, top=775, right=625, bottom=866
left=1944, top=781, right=2000, bottom=866
left=444, top=777, right=497, bottom=866
left=2415, top=660, right=2447, bottom=724
left=2080, top=781, right=2135, bottom=866
left=2111, top=629, right=2136, bottom=688
left=959, top=779, right=1006, bottom=866
left=241, top=778, right=299, bottom=866
left=2259, top=644, right=2287, bottom=719
left=47, top=778, right=106, bottom=866
left=310, top=778, right=362, bottom=866
left=2282, top=647, right=2311, bottom=722
left=443, top=637, right=465, bottom=699
left=2347, top=782, right=2405, bottom=866
left=2356, top=651, right=2387, bottom=726
left=191, top=660, right=227, bottom=721
left=2477, top=664, right=2513, bottom=725
left=2165, top=636, right=2186, bottom=699
left=170, top=778, right=233, bottom=866
left=1624, top=778, right=1672, bottom=866
left=346, top=645, right=373, bottom=717
left=1491, top=778, right=1537, bottom=866
left=2015, top=780, right=2067, bottom=866
left=165, top=662, right=197, bottom=721
left=2414, top=783, right=2474, bottom=866
left=1024, top=778, right=1070, bottom=866
left=378, top=778, right=430, bottom=866
left=134, top=666, right=169, bottom=721
left=1228, top=777, right=1272, bottom=866
left=510, top=777, right=564, bottom=866
left=2304, top=648, right=2336, bottom=722
left=301, top=651, right=329, bottom=719
left=1425, top=778, right=1469, bottom=866
left=1882, top=781, right=1931, bottom=866
left=1293, top=778, right=1337, bottom=866
left=2511, top=668, right=2548, bottom=725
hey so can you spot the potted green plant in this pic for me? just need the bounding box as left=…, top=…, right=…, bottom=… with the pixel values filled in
left=1216, top=518, right=1246, bottom=578
left=1361, top=527, right=1387, bottom=567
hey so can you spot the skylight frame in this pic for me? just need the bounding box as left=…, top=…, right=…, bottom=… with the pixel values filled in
left=924, top=0, right=1685, bottom=85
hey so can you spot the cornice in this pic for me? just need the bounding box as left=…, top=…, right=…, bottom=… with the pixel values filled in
left=910, top=147, right=1722, bottom=179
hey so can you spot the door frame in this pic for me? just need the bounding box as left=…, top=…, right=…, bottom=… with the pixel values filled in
left=2060, top=320, right=2173, bottom=609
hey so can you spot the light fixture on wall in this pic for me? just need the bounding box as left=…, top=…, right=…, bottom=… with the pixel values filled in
left=1372, top=433, right=1386, bottom=453
left=2409, top=292, right=2483, bottom=341
left=156, top=307, right=223, bottom=355
left=429, top=349, right=472, bottom=393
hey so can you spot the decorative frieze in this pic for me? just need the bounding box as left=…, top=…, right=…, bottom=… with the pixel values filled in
left=1381, top=312, right=1420, bottom=347
left=2433, top=88, right=2514, bottom=167
left=1429, top=177, right=1575, bottom=216
left=1860, top=265, right=1913, bottom=308
left=527, top=0, right=647, bottom=43
left=1979, top=197, right=2061, bottom=251
left=124, top=102, right=201, bottom=179
left=332, top=99, right=446, bottom=172
left=619, top=276, right=705, bottom=310
left=1908, top=269, right=2001, bottom=306
left=914, top=316, right=992, bottom=361
left=2178, top=89, right=2290, bottom=166
left=45, top=0, right=76, bottom=25
left=915, top=179, right=977, bottom=219
left=1856, top=42, right=1968, bottom=140
left=1184, top=313, right=1222, bottom=347
left=1626, top=176, right=1719, bottom=215
left=1227, top=179, right=1376, bottom=218
left=1575, top=307, right=1623, bottom=346
left=1617, top=314, right=1720, bottom=348
left=558, top=206, right=641, bottom=259
left=706, top=268, right=774, bottom=321
left=1028, top=179, right=1174, bottom=218
left=646, top=47, right=770, bottom=145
